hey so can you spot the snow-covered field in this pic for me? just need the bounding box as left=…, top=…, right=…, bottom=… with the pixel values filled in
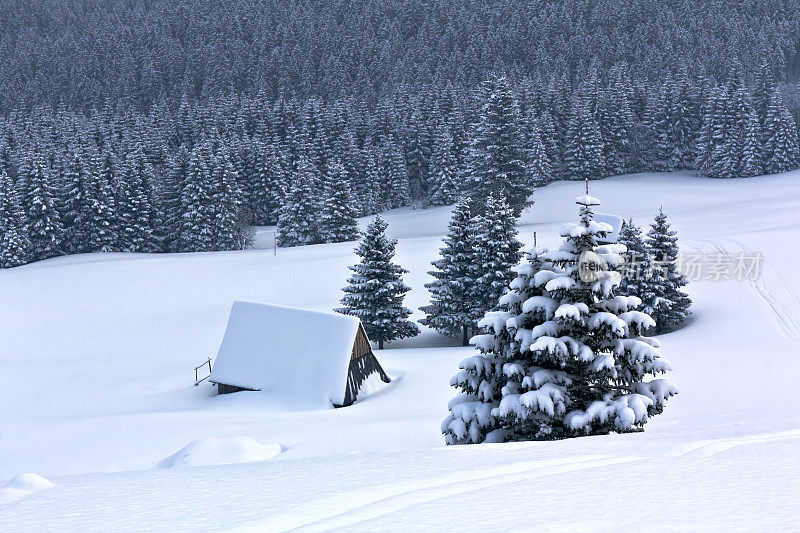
left=2, top=172, right=800, bottom=531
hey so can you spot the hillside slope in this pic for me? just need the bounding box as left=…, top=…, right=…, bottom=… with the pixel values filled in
left=2, top=172, right=800, bottom=530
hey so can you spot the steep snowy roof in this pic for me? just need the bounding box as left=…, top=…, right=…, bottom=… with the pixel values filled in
left=210, top=301, right=361, bottom=408
left=594, top=213, right=624, bottom=243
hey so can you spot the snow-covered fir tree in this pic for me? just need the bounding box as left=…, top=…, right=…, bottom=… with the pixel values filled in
left=762, top=89, right=800, bottom=175
left=443, top=193, right=677, bottom=444
left=598, top=73, right=635, bottom=175
left=277, top=155, right=320, bottom=247
left=420, top=196, right=481, bottom=345
left=84, top=150, right=118, bottom=252
left=337, top=215, right=419, bottom=349
left=116, top=148, right=157, bottom=252
left=209, top=148, right=250, bottom=251
left=318, top=159, right=359, bottom=243
left=472, top=194, right=522, bottom=321
left=537, top=111, right=562, bottom=180
left=180, top=143, right=217, bottom=251
left=360, top=148, right=383, bottom=215
left=695, top=87, right=728, bottom=177
left=405, top=117, right=432, bottom=200
left=384, top=139, right=411, bottom=209
left=698, top=87, right=740, bottom=178
left=525, top=124, right=551, bottom=188
left=0, top=171, right=30, bottom=267
left=616, top=219, right=658, bottom=313
left=251, top=141, right=286, bottom=225
left=61, top=152, right=89, bottom=255
left=25, top=157, right=64, bottom=260
left=739, top=109, right=763, bottom=178
left=465, top=76, right=530, bottom=215
left=646, top=209, right=692, bottom=333
left=428, top=127, right=460, bottom=206
left=564, top=97, right=606, bottom=181
left=162, top=145, right=190, bottom=252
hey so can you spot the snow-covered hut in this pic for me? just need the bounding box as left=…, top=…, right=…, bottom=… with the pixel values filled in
left=594, top=213, right=624, bottom=244
left=209, top=301, right=390, bottom=408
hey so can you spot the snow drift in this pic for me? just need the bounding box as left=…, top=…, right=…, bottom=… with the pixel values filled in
left=158, top=437, right=283, bottom=468
left=0, top=473, right=55, bottom=504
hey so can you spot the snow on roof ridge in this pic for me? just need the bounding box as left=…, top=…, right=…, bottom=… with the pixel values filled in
left=231, top=300, right=360, bottom=323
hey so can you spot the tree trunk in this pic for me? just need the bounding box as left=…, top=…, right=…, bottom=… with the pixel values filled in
left=462, top=325, right=469, bottom=346
left=378, top=339, right=384, bottom=350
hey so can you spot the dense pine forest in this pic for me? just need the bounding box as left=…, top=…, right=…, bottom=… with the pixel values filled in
left=2, top=0, right=800, bottom=267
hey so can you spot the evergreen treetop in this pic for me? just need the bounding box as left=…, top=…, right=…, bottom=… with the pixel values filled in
left=337, top=215, right=419, bottom=349
left=318, top=159, right=360, bottom=243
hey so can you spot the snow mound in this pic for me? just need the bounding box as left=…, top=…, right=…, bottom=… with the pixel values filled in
left=158, top=437, right=283, bottom=469
left=0, top=473, right=56, bottom=504
left=2, top=473, right=55, bottom=492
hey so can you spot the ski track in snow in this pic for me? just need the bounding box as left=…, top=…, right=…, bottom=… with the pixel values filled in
left=234, top=428, right=800, bottom=532
left=236, top=455, right=643, bottom=532
left=703, top=239, right=800, bottom=342
left=666, top=428, right=800, bottom=458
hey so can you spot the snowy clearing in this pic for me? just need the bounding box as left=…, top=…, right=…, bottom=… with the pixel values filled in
left=2, top=171, right=800, bottom=531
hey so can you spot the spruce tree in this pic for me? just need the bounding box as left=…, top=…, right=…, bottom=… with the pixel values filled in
left=85, top=150, right=118, bottom=252
left=752, top=58, right=775, bottom=137
left=406, top=119, right=431, bottom=200
left=442, top=244, right=554, bottom=444
left=472, top=194, right=522, bottom=320
left=739, top=109, right=763, bottom=178
left=697, top=87, right=738, bottom=178
left=116, top=148, right=156, bottom=252
left=616, top=219, right=658, bottom=312
left=251, top=141, right=286, bottom=225
left=646, top=209, right=692, bottom=333
left=443, top=194, right=677, bottom=444
left=26, top=157, right=64, bottom=260
left=599, top=77, right=634, bottom=175
left=277, top=156, right=320, bottom=247
left=537, top=111, right=562, bottom=180
left=180, top=143, right=217, bottom=251
left=694, top=86, right=719, bottom=175
left=384, top=139, right=411, bottom=209
left=564, top=97, right=606, bottom=180
left=420, top=196, right=481, bottom=345
left=209, top=149, right=249, bottom=251
left=525, top=124, right=551, bottom=187
left=337, top=216, right=419, bottom=349
left=428, top=127, right=460, bottom=206
left=763, top=89, right=800, bottom=174
left=318, top=159, right=360, bottom=243
left=0, top=171, right=30, bottom=267
left=360, top=148, right=383, bottom=215
left=163, top=145, right=190, bottom=251
left=668, top=68, right=695, bottom=170
left=61, top=152, right=89, bottom=255
left=465, top=76, right=530, bottom=215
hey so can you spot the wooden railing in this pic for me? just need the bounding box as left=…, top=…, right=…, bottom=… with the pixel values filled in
left=194, top=357, right=212, bottom=386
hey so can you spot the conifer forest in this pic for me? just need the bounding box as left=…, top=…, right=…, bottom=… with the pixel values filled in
left=2, top=0, right=800, bottom=266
